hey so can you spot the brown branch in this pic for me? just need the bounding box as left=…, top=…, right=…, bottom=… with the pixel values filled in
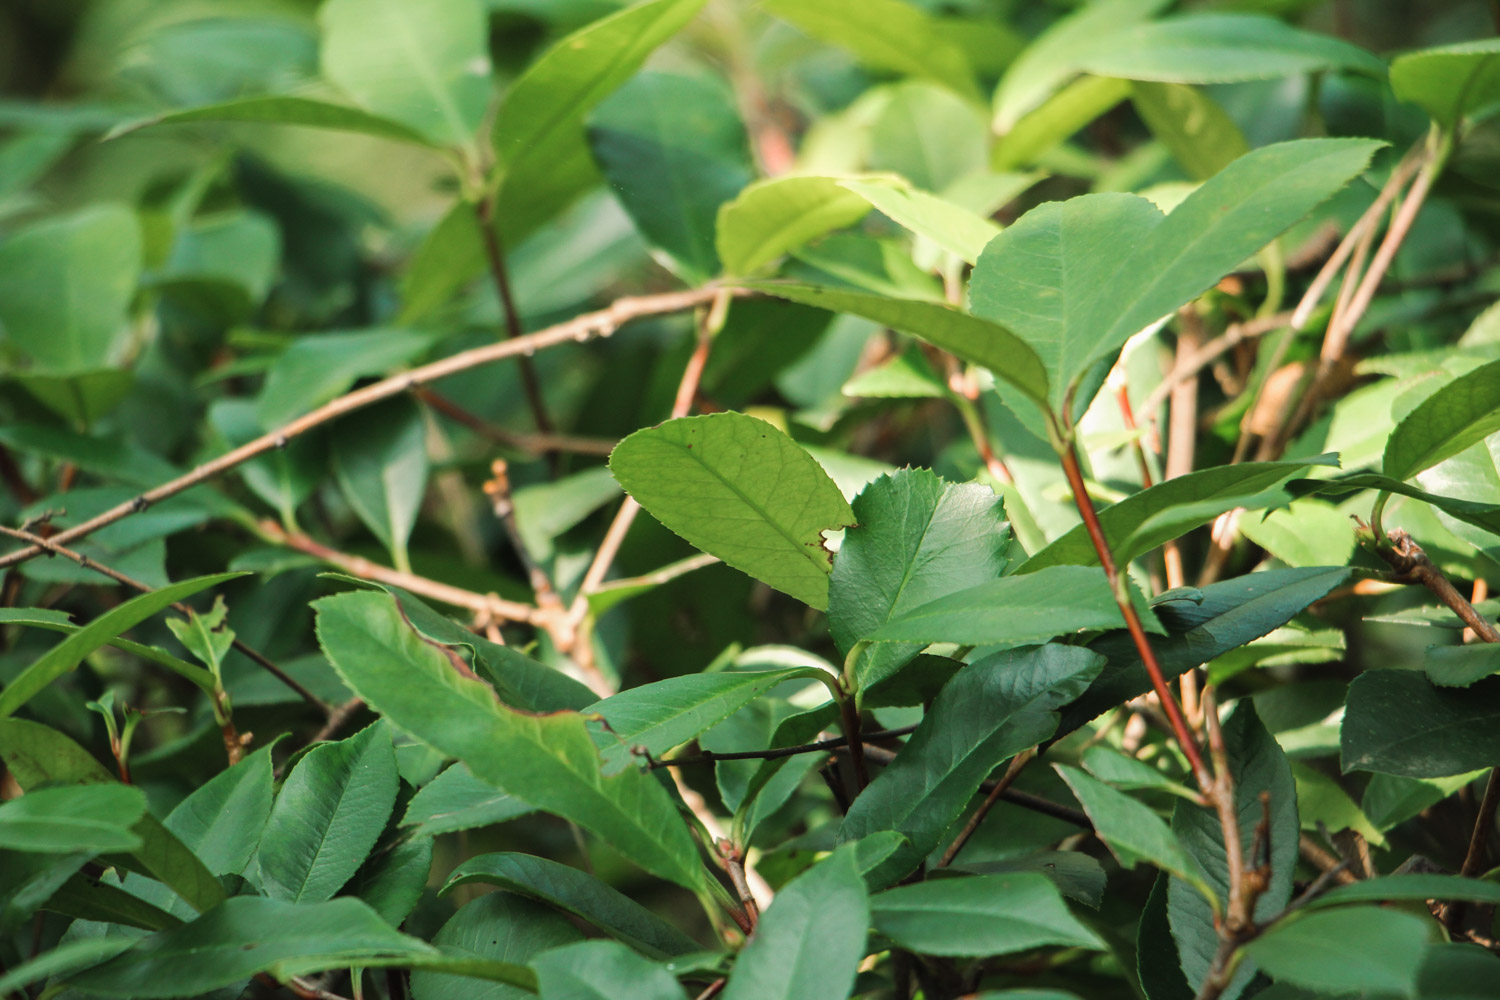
left=1137, top=311, right=1294, bottom=420
left=937, top=747, right=1036, bottom=867
left=0, top=523, right=328, bottom=715
left=1463, top=769, right=1500, bottom=878
left=475, top=196, right=553, bottom=436
left=1298, top=834, right=1359, bottom=886
left=0, top=286, right=736, bottom=572
left=414, top=388, right=616, bottom=455
left=1378, top=530, right=1500, bottom=643
left=1057, top=439, right=1212, bottom=792
left=483, top=459, right=562, bottom=610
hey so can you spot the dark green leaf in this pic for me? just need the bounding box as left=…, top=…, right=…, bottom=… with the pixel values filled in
left=829, top=469, right=1011, bottom=690
left=1341, top=671, right=1500, bottom=777
left=531, top=940, right=686, bottom=1000
left=44, top=874, right=182, bottom=932
left=411, top=893, right=573, bottom=1000
left=840, top=645, right=1104, bottom=882
left=871, top=872, right=1102, bottom=957
left=440, top=852, right=701, bottom=959
left=259, top=721, right=399, bottom=903
left=1426, top=643, right=1500, bottom=687
left=1241, top=906, right=1433, bottom=996
left=1310, top=873, right=1500, bottom=909
left=720, top=846, right=868, bottom=1000
left=315, top=592, right=707, bottom=891
left=587, top=71, right=752, bottom=281
left=331, top=398, right=428, bottom=571
left=0, top=785, right=145, bottom=853
left=609, top=412, right=855, bottom=610
left=0, top=572, right=245, bottom=719
left=402, top=763, right=535, bottom=837
left=351, top=837, right=433, bottom=928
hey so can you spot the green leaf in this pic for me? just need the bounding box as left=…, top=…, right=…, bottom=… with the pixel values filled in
left=762, top=0, right=978, bottom=100
left=1238, top=499, right=1356, bottom=569
left=993, top=0, right=1169, bottom=131
left=1055, top=765, right=1216, bottom=907
left=319, top=0, right=490, bottom=147
left=14, top=368, right=134, bottom=426
left=720, top=846, right=868, bottom=1000
left=331, top=398, right=429, bottom=572
left=510, top=466, right=622, bottom=567
left=256, top=329, right=431, bottom=429
left=1426, top=643, right=1500, bottom=687
left=1081, top=746, right=1197, bottom=799
left=64, top=896, right=533, bottom=998
left=1167, top=705, right=1297, bottom=1000
left=44, top=874, right=182, bottom=932
left=716, top=176, right=872, bottom=276
left=0, top=204, right=141, bottom=375
left=411, top=893, right=573, bottom=1000
left=973, top=139, right=1381, bottom=412
left=0, top=785, right=145, bottom=853
left=872, top=872, right=1102, bottom=957
left=829, top=469, right=1011, bottom=689
left=402, top=763, right=535, bottom=837
left=1058, top=567, right=1351, bottom=737
left=440, top=852, right=701, bottom=959
left=1310, top=873, right=1500, bottom=910
left=351, top=836, right=433, bottom=928
left=259, top=721, right=399, bottom=903
left=587, top=668, right=828, bottom=767
left=531, top=940, right=686, bottom=1000
left=0, top=608, right=215, bottom=698
left=841, top=343, right=946, bottom=399
left=992, top=75, right=1132, bottom=172
left=1383, top=359, right=1500, bottom=481
left=0, top=572, right=245, bottom=719
left=1020, top=461, right=1320, bottom=572
left=587, top=71, right=753, bottom=282
left=840, top=179, right=1000, bottom=265
left=1299, top=472, right=1500, bottom=540
left=0, top=938, right=134, bottom=998
left=493, top=0, right=709, bottom=245
left=959, top=851, right=1107, bottom=909
left=1074, top=15, right=1387, bottom=84
left=866, top=565, right=1121, bottom=645
left=1362, top=771, right=1479, bottom=833
left=868, top=81, right=988, bottom=192
left=1130, top=82, right=1247, bottom=180
left=751, top=283, right=1049, bottom=404
left=398, top=202, right=484, bottom=321
left=315, top=591, right=707, bottom=891
left=1391, top=39, right=1500, bottom=128
left=1241, top=906, right=1434, bottom=997
left=840, top=645, right=1104, bottom=882
left=1341, top=671, right=1500, bottom=778
left=1289, top=760, right=1385, bottom=849
left=609, top=412, right=855, bottom=609
left=106, top=96, right=438, bottom=147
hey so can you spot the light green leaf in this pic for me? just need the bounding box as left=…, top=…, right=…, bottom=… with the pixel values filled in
left=331, top=398, right=428, bottom=571
left=751, top=282, right=1048, bottom=404
left=493, top=0, right=708, bottom=245
left=871, top=872, right=1104, bottom=957
left=992, top=75, right=1131, bottom=171
left=259, top=721, right=399, bottom=903
left=1301, top=472, right=1500, bottom=540
left=609, top=412, right=855, bottom=610
left=840, top=179, right=999, bottom=265
left=1290, top=760, right=1385, bottom=849
left=721, top=847, right=868, bottom=1000
left=867, top=564, right=1121, bottom=645
left=829, top=469, right=1011, bottom=689
left=1022, top=461, right=1320, bottom=572
left=0, top=719, right=225, bottom=913
left=1341, top=671, right=1500, bottom=778
left=1081, top=746, right=1197, bottom=799
left=1055, top=765, right=1216, bottom=907
left=0, top=204, right=140, bottom=375
left=315, top=591, right=707, bottom=891
left=1130, top=81, right=1247, bottom=180
left=105, top=96, right=438, bottom=147
left=531, top=940, right=686, bottom=1000
left=1383, top=358, right=1500, bottom=481
left=412, top=894, right=571, bottom=1000
left=868, top=81, right=988, bottom=192
left=0, top=785, right=145, bottom=854
left=971, top=139, right=1382, bottom=412
left=716, top=176, right=872, bottom=275
left=1242, top=906, right=1434, bottom=997
left=1391, top=39, right=1500, bottom=128
left=402, top=763, right=535, bottom=837
left=319, top=0, right=491, bottom=147
left=0, top=572, right=245, bottom=719
left=587, top=71, right=753, bottom=282
left=586, top=668, right=828, bottom=767
left=440, top=852, right=701, bottom=959
left=762, top=0, right=978, bottom=100
left=1238, top=499, right=1356, bottom=568
left=841, top=343, right=946, bottom=399
left=840, top=645, right=1104, bottom=882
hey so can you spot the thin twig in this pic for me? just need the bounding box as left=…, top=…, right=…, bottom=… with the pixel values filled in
left=1378, top=530, right=1500, bottom=643
left=1138, top=311, right=1294, bottom=420
left=475, top=196, right=553, bottom=436
left=1298, top=834, right=1359, bottom=886
left=937, top=748, right=1036, bottom=867
left=0, top=286, right=736, bottom=572
left=1462, top=769, right=1500, bottom=878
left=861, top=743, right=1092, bottom=829
left=414, top=388, right=615, bottom=455
left=0, top=523, right=328, bottom=715
left=650, top=725, right=918, bottom=768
